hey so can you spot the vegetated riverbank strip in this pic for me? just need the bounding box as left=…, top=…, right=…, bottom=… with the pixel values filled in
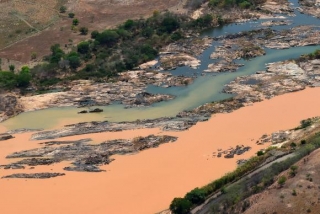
left=168, top=118, right=320, bottom=214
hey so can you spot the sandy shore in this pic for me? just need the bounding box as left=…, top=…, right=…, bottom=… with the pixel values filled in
left=1, top=87, right=320, bottom=214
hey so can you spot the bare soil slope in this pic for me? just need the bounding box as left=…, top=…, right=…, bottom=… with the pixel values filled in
left=244, top=148, right=320, bottom=214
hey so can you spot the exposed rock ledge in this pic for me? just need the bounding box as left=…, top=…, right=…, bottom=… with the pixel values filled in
left=3, top=135, right=178, bottom=173
left=2, top=173, right=65, bottom=179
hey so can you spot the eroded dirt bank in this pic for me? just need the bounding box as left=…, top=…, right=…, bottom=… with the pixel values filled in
left=1, top=88, right=320, bottom=214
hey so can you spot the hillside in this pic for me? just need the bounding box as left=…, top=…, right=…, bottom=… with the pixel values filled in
left=244, top=148, right=320, bottom=214
left=0, top=0, right=180, bottom=63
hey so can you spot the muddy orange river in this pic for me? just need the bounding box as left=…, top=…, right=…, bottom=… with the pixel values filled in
left=1, top=87, right=320, bottom=214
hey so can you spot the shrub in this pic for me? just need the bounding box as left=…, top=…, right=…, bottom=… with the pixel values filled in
left=239, top=1, right=251, bottom=9
left=16, top=66, right=31, bottom=87
left=79, top=27, right=89, bottom=35
left=59, top=6, right=67, bottom=13
left=72, top=19, right=79, bottom=26
left=290, top=142, right=296, bottom=148
left=91, top=30, right=99, bottom=39
left=257, top=151, right=264, bottom=156
left=0, top=71, right=17, bottom=89
left=160, top=16, right=180, bottom=33
left=95, top=30, right=119, bottom=46
left=68, top=13, right=75, bottom=18
left=9, top=64, right=15, bottom=72
left=77, top=42, right=90, bottom=54
left=123, top=19, right=135, bottom=30
left=292, top=189, right=297, bottom=196
left=67, top=53, right=81, bottom=69
left=301, top=119, right=312, bottom=129
left=169, top=198, right=192, bottom=214
left=289, top=165, right=298, bottom=177
left=171, top=31, right=183, bottom=41
left=31, top=52, right=37, bottom=60
left=185, top=188, right=206, bottom=205
left=278, top=176, right=287, bottom=187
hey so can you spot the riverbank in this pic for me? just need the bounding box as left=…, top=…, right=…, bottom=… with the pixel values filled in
left=1, top=87, right=320, bottom=214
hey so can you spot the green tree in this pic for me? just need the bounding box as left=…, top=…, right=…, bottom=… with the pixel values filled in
left=290, top=142, right=296, bottom=149
left=67, top=53, right=81, bottom=69
left=140, top=44, right=158, bottom=60
left=16, top=66, right=31, bottom=87
left=0, top=71, right=17, bottom=89
left=123, top=19, right=135, bottom=30
left=77, top=41, right=90, bottom=54
left=160, top=16, right=180, bottom=33
left=91, top=30, right=99, bottom=39
left=170, top=198, right=192, bottom=214
left=72, top=19, right=79, bottom=26
left=257, top=151, right=264, bottom=156
left=68, top=13, right=75, bottom=18
left=239, top=1, right=251, bottom=9
left=300, top=119, right=312, bottom=129
left=96, top=30, right=119, bottom=46
left=301, top=139, right=307, bottom=145
left=185, top=188, right=206, bottom=205
left=171, top=31, right=183, bottom=41
left=141, top=27, right=154, bottom=38
left=50, top=44, right=65, bottom=63
left=9, top=64, right=15, bottom=72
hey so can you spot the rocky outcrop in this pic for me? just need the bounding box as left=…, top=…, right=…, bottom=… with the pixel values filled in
left=0, top=133, right=14, bottom=141
left=30, top=119, right=201, bottom=140
left=2, top=173, right=65, bottom=179
left=4, top=135, right=178, bottom=173
left=261, top=20, right=291, bottom=27
left=0, top=95, right=22, bottom=122
left=159, top=36, right=212, bottom=70
left=208, top=26, right=320, bottom=74
left=6, top=128, right=43, bottom=134
left=298, top=0, right=320, bottom=17
left=122, top=92, right=175, bottom=108
left=213, top=145, right=251, bottom=159
left=222, top=60, right=315, bottom=101
left=159, top=53, right=201, bottom=70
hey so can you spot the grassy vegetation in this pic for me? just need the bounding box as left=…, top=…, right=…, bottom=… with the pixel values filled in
left=296, top=49, right=320, bottom=62
left=170, top=121, right=320, bottom=214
